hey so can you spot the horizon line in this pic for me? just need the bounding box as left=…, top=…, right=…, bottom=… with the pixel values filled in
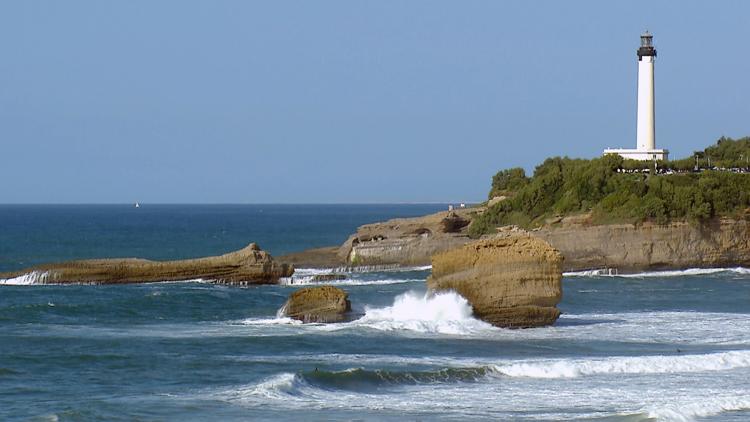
left=0, top=201, right=482, bottom=206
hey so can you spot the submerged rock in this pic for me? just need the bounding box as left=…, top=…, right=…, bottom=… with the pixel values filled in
left=280, top=286, right=351, bottom=323
left=427, top=234, right=563, bottom=328
left=0, top=243, right=293, bottom=285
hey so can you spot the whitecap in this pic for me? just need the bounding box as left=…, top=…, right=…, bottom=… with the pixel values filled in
left=229, top=373, right=301, bottom=400
left=0, top=271, right=51, bottom=285
left=295, top=265, right=432, bottom=275
left=647, top=396, right=750, bottom=422
left=564, top=267, right=750, bottom=278
left=491, top=350, right=750, bottom=379
left=279, top=276, right=420, bottom=286
left=238, top=317, right=302, bottom=326
left=350, top=290, right=494, bottom=335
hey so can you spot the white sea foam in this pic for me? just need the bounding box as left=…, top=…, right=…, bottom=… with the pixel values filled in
left=295, top=265, right=432, bottom=275
left=350, top=291, right=493, bottom=335
left=564, top=267, right=750, bottom=278
left=647, top=396, right=750, bottom=422
left=220, top=355, right=750, bottom=421
left=279, top=276, right=419, bottom=286
left=490, top=311, right=750, bottom=346
left=279, top=267, right=426, bottom=286
left=0, top=273, right=211, bottom=286
left=240, top=317, right=302, bottom=326
left=491, top=350, right=750, bottom=379
left=241, top=290, right=492, bottom=335
left=230, top=373, right=300, bottom=400
left=0, top=271, right=51, bottom=285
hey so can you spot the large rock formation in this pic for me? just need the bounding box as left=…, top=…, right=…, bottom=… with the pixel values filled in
left=427, top=234, right=563, bottom=328
left=534, top=215, right=750, bottom=272
left=0, top=243, right=293, bottom=285
left=324, top=206, right=750, bottom=272
left=336, top=208, right=477, bottom=267
left=280, top=286, right=352, bottom=323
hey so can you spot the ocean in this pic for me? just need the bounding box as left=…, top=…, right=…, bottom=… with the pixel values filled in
left=1, top=205, right=749, bottom=421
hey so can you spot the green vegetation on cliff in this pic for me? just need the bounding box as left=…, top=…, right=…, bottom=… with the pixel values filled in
left=470, top=137, right=750, bottom=237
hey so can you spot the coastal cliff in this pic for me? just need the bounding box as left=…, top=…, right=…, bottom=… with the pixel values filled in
left=330, top=210, right=750, bottom=272
left=536, top=215, right=750, bottom=272
left=334, top=208, right=475, bottom=267
left=0, top=243, right=294, bottom=285
left=427, top=235, right=563, bottom=328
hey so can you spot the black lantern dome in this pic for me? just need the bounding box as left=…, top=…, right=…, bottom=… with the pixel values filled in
left=637, top=31, right=657, bottom=59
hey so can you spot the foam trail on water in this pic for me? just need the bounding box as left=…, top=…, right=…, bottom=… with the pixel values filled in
left=647, top=396, right=750, bottom=422
left=564, top=267, right=750, bottom=278
left=352, top=291, right=493, bottom=335
left=0, top=271, right=51, bottom=285
left=492, top=350, right=750, bottom=379
left=295, top=265, right=432, bottom=275
left=279, top=277, right=420, bottom=286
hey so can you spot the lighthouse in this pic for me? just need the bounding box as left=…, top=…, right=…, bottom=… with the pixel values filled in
left=604, top=32, right=669, bottom=161
left=636, top=31, right=656, bottom=151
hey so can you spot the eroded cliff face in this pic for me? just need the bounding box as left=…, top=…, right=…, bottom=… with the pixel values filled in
left=336, top=207, right=750, bottom=272
left=0, top=243, right=294, bottom=285
left=427, top=235, right=563, bottom=328
left=336, top=208, right=475, bottom=267
left=536, top=217, right=750, bottom=272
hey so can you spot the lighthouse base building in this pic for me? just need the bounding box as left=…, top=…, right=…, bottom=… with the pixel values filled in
left=604, top=31, right=669, bottom=162
left=603, top=147, right=668, bottom=161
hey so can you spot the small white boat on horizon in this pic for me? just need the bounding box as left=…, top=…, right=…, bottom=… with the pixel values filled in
left=134, top=202, right=140, bottom=208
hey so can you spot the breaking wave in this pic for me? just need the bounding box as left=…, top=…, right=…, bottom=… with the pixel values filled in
left=279, top=276, right=419, bottom=287
left=239, top=290, right=492, bottom=336
left=351, top=291, right=493, bottom=335
left=279, top=267, right=427, bottom=286
left=564, top=267, right=750, bottom=278
left=237, top=351, right=750, bottom=392
left=0, top=271, right=51, bottom=285
left=225, top=350, right=750, bottom=421
left=647, top=396, right=750, bottom=422
left=491, top=350, right=750, bottom=379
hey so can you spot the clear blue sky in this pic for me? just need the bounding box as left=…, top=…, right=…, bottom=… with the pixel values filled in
left=1, top=1, right=748, bottom=203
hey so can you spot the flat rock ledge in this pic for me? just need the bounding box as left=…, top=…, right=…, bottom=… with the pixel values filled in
left=0, top=243, right=293, bottom=285
left=280, top=286, right=352, bottom=323
left=427, top=234, right=563, bottom=328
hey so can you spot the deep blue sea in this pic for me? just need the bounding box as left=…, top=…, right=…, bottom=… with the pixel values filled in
left=2, top=205, right=750, bottom=421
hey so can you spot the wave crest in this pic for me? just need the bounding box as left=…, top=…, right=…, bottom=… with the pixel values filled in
left=0, top=271, right=51, bottom=285
left=492, top=350, right=750, bottom=379
left=353, top=291, right=493, bottom=335
left=564, top=267, right=750, bottom=278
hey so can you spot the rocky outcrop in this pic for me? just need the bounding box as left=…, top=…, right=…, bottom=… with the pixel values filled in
left=337, top=208, right=478, bottom=267
left=331, top=206, right=750, bottom=272
left=280, top=286, right=352, bottom=323
left=535, top=215, right=750, bottom=272
left=278, top=246, right=343, bottom=269
left=0, top=243, right=293, bottom=285
left=427, top=234, right=563, bottom=328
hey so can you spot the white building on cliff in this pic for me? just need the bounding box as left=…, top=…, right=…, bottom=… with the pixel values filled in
left=604, top=31, right=669, bottom=161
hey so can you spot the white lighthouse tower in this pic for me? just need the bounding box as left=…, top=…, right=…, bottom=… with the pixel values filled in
left=604, top=31, right=669, bottom=161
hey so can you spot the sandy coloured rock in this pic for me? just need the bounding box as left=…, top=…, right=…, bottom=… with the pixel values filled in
left=0, top=243, right=293, bottom=285
left=336, top=208, right=477, bottom=267
left=280, top=285, right=352, bottom=323
left=325, top=206, right=750, bottom=272
left=427, top=234, right=563, bottom=328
